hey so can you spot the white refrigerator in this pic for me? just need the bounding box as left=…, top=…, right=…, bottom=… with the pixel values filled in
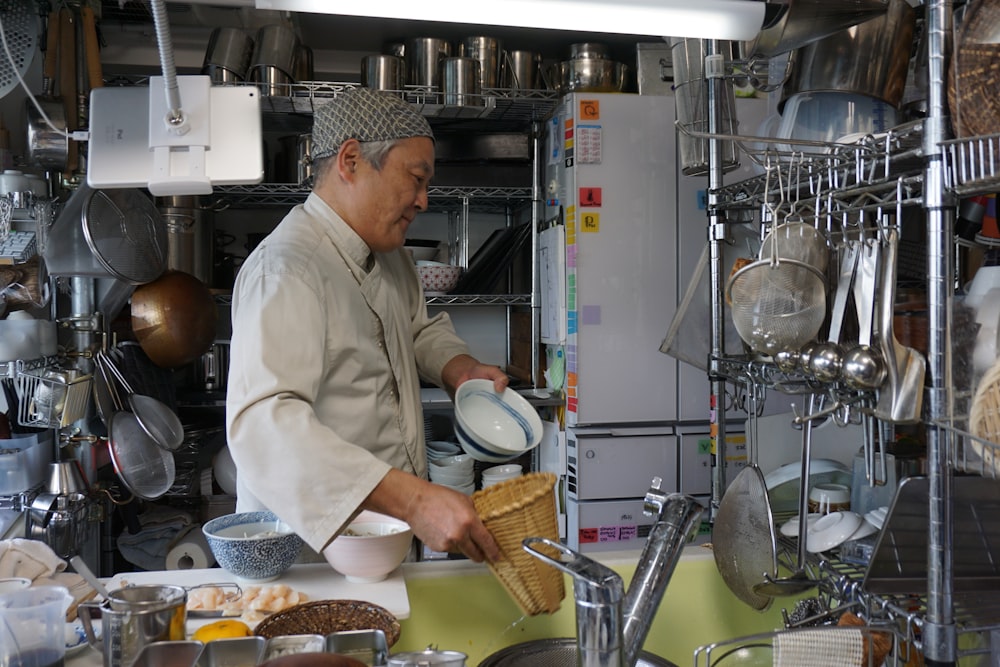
left=540, top=92, right=703, bottom=552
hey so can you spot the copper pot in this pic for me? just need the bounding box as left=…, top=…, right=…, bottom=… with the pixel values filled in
left=131, top=270, right=217, bottom=369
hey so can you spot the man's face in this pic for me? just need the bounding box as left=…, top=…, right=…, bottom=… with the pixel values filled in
left=352, top=136, right=435, bottom=253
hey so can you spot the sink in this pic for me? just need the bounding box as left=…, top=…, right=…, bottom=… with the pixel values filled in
left=478, top=638, right=679, bottom=667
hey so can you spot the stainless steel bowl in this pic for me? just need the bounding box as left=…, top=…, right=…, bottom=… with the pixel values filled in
left=553, top=58, right=628, bottom=94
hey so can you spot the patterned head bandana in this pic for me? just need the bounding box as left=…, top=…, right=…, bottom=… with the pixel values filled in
left=312, top=87, right=434, bottom=160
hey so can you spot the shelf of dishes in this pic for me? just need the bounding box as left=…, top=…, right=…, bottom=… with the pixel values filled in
left=210, top=184, right=533, bottom=214
left=769, top=473, right=1000, bottom=651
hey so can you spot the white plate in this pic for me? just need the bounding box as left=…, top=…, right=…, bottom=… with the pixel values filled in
left=764, top=458, right=850, bottom=490
left=846, top=519, right=878, bottom=541
left=805, top=511, right=863, bottom=553
left=765, top=459, right=852, bottom=514
left=778, top=513, right=822, bottom=537
left=864, top=506, right=888, bottom=530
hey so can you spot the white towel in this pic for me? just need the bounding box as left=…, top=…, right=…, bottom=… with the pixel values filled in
left=773, top=627, right=864, bottom=667
left=0, top=537, right=67, bottom=580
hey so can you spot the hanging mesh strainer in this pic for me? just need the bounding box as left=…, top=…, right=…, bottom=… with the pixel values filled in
left=759, top=221, right=829, bottom=272
left=0, top=0, right=38, bottom=100
left=82, top=189, right=168, bottom=284
left=712, top=380, right=775, bottom=611
left=108, top=410, right=176, bottom=500
left=727, top=257, right=827, bottom=356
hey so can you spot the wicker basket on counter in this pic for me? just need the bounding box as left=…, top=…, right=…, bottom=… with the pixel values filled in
left=253, top=599, right=400, bottom=646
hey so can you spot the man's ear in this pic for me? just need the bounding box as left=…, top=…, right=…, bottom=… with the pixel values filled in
left=335, top=139, right=363, bottom=180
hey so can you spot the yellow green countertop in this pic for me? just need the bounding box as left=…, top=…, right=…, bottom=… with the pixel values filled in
left=395, top=546, right=792, bottom=666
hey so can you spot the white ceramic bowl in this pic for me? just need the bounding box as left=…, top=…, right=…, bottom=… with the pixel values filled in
left=202, top=511, right=303, bottom=582
left=453, top=379, right=543, bottom=462
left=322, top=511, right=413, bottom=583
left=429, top=454, right=475, bottom=470
left=416, top=264, right=462, bottom=293
left=482, top=464, right=522, bottom=478
left=429, top=467, right=474, bottom=485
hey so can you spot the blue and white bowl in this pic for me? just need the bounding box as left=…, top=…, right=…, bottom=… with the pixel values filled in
left=202, top=511, right=303, bottom=582
left=453, top=380, right=543, bottom=462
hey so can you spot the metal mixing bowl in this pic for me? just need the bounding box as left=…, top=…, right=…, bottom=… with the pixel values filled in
left=552, top=58, right=629, bottom=94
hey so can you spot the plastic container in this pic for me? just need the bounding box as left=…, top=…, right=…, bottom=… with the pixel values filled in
left=0, top=433, right=47, bottom=495
left=776, top=91, right=898, bottom=146
left=0, top=585, right=72, bottom=667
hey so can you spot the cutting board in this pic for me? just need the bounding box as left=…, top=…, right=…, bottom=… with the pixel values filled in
left=105, top=562, right=411, bottom=629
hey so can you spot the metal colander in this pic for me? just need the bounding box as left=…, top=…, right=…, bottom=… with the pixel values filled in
left=0, top=0, right=38, bottom=99
left=726, top=257, right=827, bottom=356
left=479, top=638, right=678, bottom=667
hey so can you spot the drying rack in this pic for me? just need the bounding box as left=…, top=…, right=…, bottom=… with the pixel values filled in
left=695, top=1, right=996, bottom=663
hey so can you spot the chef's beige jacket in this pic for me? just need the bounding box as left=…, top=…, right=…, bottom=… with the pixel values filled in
left=226, top=193, right=470, bottom=552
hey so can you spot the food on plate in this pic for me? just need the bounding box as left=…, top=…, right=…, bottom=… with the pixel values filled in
left=186, top=584, right=309, bottom=622
left=192, top=619, right=252, bottom=642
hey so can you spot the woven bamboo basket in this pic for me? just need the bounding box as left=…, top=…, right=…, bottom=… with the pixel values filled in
left=970, top=358, right=1000, bottom=477
left=253, top=599, right=400, bottom=646
left=948, top=0, right=1000, bottom=138
left=472, top=472, right=564, bottom=616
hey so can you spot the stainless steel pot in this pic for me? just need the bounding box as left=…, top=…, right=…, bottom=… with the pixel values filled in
left=251, top=24, right=299, bottom=77
left=458, top=36, right=501, bottom=88
left=780, top=0, right=916, bottom=108
left=440, top=57, right=481, bottom=106
left=406, top=37, right=452, bottom=89
left=747, top=0, right=893, bottom=58
left=361, top=54, right=405, bottom=92
left=79, top=585, right=187, bottom=667
left=500, top=50, right=542, bottom=90
left=160, top=195, right=215, bottom=286
left=201, top=27, right=253, bottom=83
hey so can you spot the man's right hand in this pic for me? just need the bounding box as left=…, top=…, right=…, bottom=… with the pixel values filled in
left=363, top=469, right=502, bottom=563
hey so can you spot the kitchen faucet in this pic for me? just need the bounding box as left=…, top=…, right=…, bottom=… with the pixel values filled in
left=523, top=478, right=703, bottom=667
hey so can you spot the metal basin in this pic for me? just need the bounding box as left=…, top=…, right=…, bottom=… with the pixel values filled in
left=552, top=59, right=628, bottom=94
left=478, top=638, right=679, bottom=667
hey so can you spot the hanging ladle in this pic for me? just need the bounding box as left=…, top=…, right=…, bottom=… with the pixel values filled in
left=753, top=392, right=820, bottom=596
left=98, top=352, right=185, bottom=451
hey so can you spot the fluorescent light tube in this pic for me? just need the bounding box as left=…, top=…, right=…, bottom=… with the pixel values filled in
left=253, top=0, right=767, bottom=41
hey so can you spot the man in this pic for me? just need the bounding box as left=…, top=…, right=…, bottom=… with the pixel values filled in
left=226, top=87, right=505, bottom=563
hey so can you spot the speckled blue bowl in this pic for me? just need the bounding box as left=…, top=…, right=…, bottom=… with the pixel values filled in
left=202, top=511, right=303, bottom=582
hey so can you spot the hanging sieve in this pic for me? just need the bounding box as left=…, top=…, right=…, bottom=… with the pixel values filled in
left=108, top=410, right=176, bottom=500
left=0, top=0, right=39, bottom=100
left=728, top=156, right=827, bottom=357
left=82, top=189, right=168, bottom=284
left=712, top=378, right=776, bottom=610
left=726, top=257, right=827, bottom=357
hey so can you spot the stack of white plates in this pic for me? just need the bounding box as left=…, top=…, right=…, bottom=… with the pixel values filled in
left=481, top=463, right=522, bottom=489
left=428, top=454, right=475, bottom=495
left=426, top=439, right=461, bottom=462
